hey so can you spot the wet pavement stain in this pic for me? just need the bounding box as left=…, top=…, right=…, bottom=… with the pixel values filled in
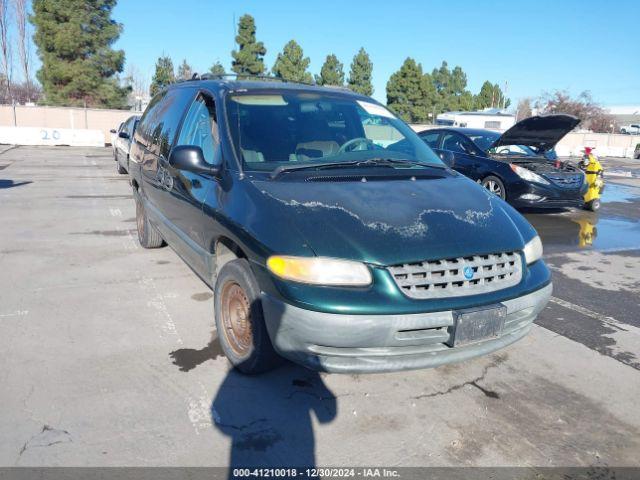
left=526, top=213, right=640, bottom=254
left=191, top=292, right=213, bottom=302
left=66, top=194, right=131, bottom=199
left=600, top=183, right=640, bottom=204
left=71, top=230, right=133, bottom=237
left=169, top=337, right=225, bottom=372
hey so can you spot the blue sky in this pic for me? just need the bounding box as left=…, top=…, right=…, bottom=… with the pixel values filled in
left=108, top=0, right=638, bottom=107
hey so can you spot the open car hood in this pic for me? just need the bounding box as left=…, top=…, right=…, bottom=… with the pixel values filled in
left=490, top=114, right=580, bottom=153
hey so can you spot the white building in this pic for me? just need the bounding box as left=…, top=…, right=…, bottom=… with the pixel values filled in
left=435, top=108, right=516, bottom=131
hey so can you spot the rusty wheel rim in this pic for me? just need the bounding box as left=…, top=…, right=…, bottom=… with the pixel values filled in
left=220, top=281, right=252, bottom=357
left=136, top=200, right=145, bottom=239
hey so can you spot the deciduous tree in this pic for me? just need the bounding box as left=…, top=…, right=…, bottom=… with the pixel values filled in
left=347, top=48, right=373, bottom=96
left=0, top=0, right=12, bottom=101
left=31, top=0, right=129, bottom=108
left=13, top=0, right=32, bottom=98
left=516, top=98, right=532, bottom=120
left=231, top=14, right=266, bottom=77
left=177, top=59, right=193, bottom=81
left=536, top=90, right=613, bottom=133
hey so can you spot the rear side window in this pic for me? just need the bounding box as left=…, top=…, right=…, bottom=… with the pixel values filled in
left=442, top=133, right=467, bottom=154
left=420, top=131, right=440, bottom=148
left=177, top=94, right=220, bottom=165
left=136, top=92, right=166, bottom=147
left=153, top=89, right=196, bottom=157
left=135, top=88, right=195, bottom=156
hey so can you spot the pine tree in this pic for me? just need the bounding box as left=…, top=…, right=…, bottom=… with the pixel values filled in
left=210, top=61, right=225, bottom=76
left=177, top=59, right=193, bottom=81
left=272, top=40, right=312, bottom=83
left=347, top=48, right=373, bottom=96
left=231, top=14, right=266, bottom=77
left=149, top=55, right=175, bottom=97
left=316, top=54, right=344, bottom=86
left=386, top=58, right=436, bottom=123
left=31, top=0, right=129, bottom=108
left=476, top=81, right=510, bottom=109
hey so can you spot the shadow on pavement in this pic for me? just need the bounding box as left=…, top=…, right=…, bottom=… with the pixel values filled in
left=211, top=362, right=336, bottom=473
left=0, top=179, right=32, bottom=189
left=169, top=300, right=337, bottom=476
left=170, top=337, right=226, bottom=372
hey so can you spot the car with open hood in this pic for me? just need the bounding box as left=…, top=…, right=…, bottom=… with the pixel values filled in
left=128, top=76, right=552, bottom=374
left=419, top=114, right=587, bottom=209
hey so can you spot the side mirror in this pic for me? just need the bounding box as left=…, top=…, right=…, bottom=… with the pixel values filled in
left=169, top=145, right=220, bottom=177
left=118, top=131, right=129, bottom=139
left=439, top=151, right=455, bottom=166
left=110, top=129, right=117, bottom=134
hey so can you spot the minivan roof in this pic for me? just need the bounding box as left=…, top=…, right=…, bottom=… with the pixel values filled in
left=166, top=77, right=365, bottom=99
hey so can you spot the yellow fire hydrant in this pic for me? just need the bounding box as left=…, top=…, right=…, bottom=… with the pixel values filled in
left=579, top=147, right=604, bottom=211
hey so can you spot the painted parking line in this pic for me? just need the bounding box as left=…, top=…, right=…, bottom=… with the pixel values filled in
left=0, top=310, right=28, bottom=318
left=549, top=296, right=640, bottom=334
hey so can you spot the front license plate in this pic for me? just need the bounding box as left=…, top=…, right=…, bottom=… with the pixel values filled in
left=449, top=304, right=507, bottom=347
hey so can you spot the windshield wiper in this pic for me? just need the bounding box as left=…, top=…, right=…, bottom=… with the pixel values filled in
left=270, top=158, right=444, bottom=179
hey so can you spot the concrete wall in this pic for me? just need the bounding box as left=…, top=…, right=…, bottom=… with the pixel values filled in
left=0, top=126, right=104, bottom=147
left=0, top=104, right=141, bottom=146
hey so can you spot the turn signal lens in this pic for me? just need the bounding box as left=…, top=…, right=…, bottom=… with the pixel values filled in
left=523, top=236, right=543, bottom=265
left=267, top=256, right=372, bottom=286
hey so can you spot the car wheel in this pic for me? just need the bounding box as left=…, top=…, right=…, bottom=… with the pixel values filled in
left=135, top=194, right=164, bottom=248
left=117, top=161, right=127, bottom=174
left=585, top=199, right=601, bottom=212
left=214, top=259, right=282, bottom=374
left=481, top=175, right=507, bottom=200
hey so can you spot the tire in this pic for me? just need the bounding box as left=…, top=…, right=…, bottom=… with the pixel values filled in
left=214, top=259, right=282, bottom=374
left=135, top=193, right=164, bottom=248
left=585, top=199, right=600, bottom=212
left=481, top=175, right=507, bottom=200
left=117, top=161, right=127, bottom=174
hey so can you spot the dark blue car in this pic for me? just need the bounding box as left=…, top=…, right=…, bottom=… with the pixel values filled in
left=419, top=115, right=587, bottom=209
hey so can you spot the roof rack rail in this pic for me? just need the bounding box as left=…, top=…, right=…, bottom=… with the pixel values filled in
left=186, top=72, right=318, bottom=87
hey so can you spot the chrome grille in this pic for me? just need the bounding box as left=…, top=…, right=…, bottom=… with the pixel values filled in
left=389, top=252, right=522, bottom=299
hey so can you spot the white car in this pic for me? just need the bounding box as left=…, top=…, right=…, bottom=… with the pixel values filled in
left=620, top=124, right=640, bottom=135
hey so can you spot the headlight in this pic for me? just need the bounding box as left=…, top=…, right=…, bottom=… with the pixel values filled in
left=510, top=164, right=550, bottom=185
left=523, top=236, right=543, bottom=264
left=267, top=256, right=372, bottom=286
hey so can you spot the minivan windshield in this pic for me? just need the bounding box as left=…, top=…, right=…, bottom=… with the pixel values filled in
left=225, top=91, right=443, bottom=172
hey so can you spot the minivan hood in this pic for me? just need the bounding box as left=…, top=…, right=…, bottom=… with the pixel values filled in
left=253, top=174, right=535, bottom=266
left=490, top=114, right=580, bottom=153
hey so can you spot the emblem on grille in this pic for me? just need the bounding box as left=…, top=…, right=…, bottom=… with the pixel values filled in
left=463, top=266, right=474, bottom=280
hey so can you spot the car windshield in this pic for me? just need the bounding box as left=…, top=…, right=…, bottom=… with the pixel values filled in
left=225, top=91, right=443, bottom=172
left=467, top=131, right=501, bottom=152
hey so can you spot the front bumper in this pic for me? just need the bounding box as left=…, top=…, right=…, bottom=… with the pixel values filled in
left=508, top=180, right=586, bottom=209
left=261, top=282, right=552, bottom=373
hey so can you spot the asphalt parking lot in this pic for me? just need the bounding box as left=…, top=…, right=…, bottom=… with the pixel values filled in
left=1, top=145, right=639, bottom=468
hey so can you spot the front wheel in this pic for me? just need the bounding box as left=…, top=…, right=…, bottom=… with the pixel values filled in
left=481, top=175, right=507, bottom=200
left=214, top=259, right=282, bottom=374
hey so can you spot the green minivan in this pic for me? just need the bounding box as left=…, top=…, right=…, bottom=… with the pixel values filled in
left=129, top=76, right=552, bottom=374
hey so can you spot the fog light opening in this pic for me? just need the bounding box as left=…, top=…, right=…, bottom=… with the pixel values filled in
left=520, top=193, right=544, bottom=201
